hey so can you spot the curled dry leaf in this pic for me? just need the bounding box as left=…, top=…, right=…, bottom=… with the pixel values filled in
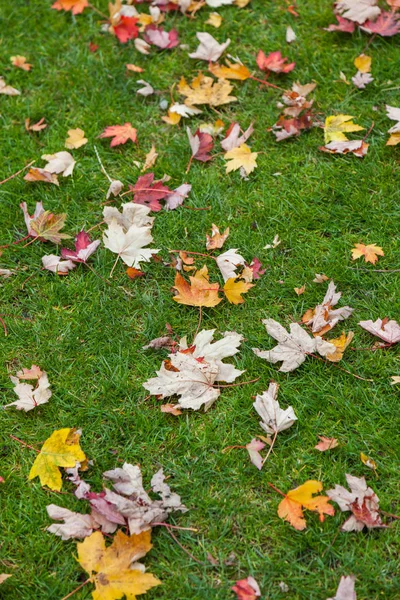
left=106, top=179, right=124, bottom=199
left=253, top=382, right=297, bottom=435
left=232, top=576, right=261, bottom=600
left=216, top=248, right=246, bottom=281
left=4, top=367, right=52, bottom=411
left=315, top=436, right=339, bottom=451
left=327, top=474, right=385, bottom=531
left=11, top=55, right=32, bottom=71
left=358, top=318, right=400, bottom=344
left=360, top=452, right=377, bottom=471
left=42, top=151, right=75, bottom=177
left=277, top=480, right=334, bottom=530
left=327, top=575, right=357, bottom=600
left=221, top=122, right=254, bottom=152
left=42, top=254, right=76, bottom=275
left=246, top=439, right=266, bottom=470
left=187, top=127, right=214, bottom=162
left=206, top=224, right=230, bottom=250
left=136, top=79, right=154, bottom=96
left=61, top=230, right=100, bottom=264
left=302, top=281, right=354, bottom=335
left=24, top=168, right=59, bottom=185
left=0, top=76, right=20, bottom=95
left=25, top=117, right=47, bottom=132
left=189, top=32, right=230, bottom=62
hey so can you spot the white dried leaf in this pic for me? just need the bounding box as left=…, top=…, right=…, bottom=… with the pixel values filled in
left=5, top=371, right=52, bottom=412
left=134, top=38, right=151, bottom=55
left=216, top=248, right=246, bottom=281
left=189, top=32, right=230, bottom=62
left=136, top=79, right=154, bottom=96
left=358, top=318, right=400, bottom=344
left=103, top=203, right=154, bottom=229
left=327, top=576, right=357, bottom=600
left=170, top=103, right=202, bottom=117
left=46, top=505, right=98, bottom=540
left=0, top=76, right=20, bottom=95
left=286, top=26, right=296, bottom=43
left=221, top=122, right=254, bottom=152
left=106, top=179, right=124, bottom=199
left=103, top=221, right=158, bottom=268
left=41, top=151, right=75, bottom=177
left=164, top=183, right=192, bottom=210
left=352, top=71, right=373, bottom=89
left=253, top=382, right=297, bottom=434
left=327, top=474, right=384, bottom=531
left=386, top=105, right=400, bottom=134
left=304, top=281, right=354, bottom=333
left=42, top=255, right=76, bottom=275
left=335, top=0, right=380, bottom=23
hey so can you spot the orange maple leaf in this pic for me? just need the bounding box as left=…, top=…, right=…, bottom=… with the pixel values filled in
left=173, top=265, right=222, bottom=307
left=351, top=243, right=384, bottom=264
left=99, top=123, right=138, bottom=148
left=52, top=0, right=88, bottom=15
left=275, top=480, right=334, bottom=530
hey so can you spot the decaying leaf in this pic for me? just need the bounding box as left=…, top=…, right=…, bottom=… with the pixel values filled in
left=326, top=331, right=354, bottom=362
left=246, top=439, right=266, bottom=470
left=335, top=0, right=380, bottom=24
left=189, top=32, right=230, bottom=62
left=302, top=281, right=354, bottom=335
left=253, top=382, right=297, bottom=435
left=29, top=428, right=86, bottom=491
left=173, top=266, right=222, bottom=307
left=143, top=329, right=244, bottom=410
left=42, top=254, right=76, bottom=275
left=206, top=224, right=230, bottom=250
left=324, top=115, right=364, bottom=144
left=142, top=144, right=158, bottom=171
left=46, top=504, right=101, bottom=540
left=221, top=122, right=254, bottom=152
left=61, top=231, right=100, bottom=264
left=24, top=168, right=59, bottom=185
left=216, top=248, right=246, bottom=281
left=315, top=436, right=339, bottom=451
left=327, top=474, right=385, bottom=531
left=351, top=243, right=384, bottom=264
left=277, top=480, right=334, bottom=530
left=320, top=140, right=369, bottom=157
left=358, top=318, right=400, bottom=344
left=0, top=76, right=20, bottom=95
left=232, top=576, right=261, bottom=600
left=4, top=367, right=52, bottom=411
left=360, top=452, right=377, bottom=471
left=253, top=319, right=335, bottom=372
left=178, top=73, right=237, bottom=107
left=187, top=127, right=214, bottom=162
left=25, top=117, right=47, bottom=132
left=327, top=575, right=357, bottom=600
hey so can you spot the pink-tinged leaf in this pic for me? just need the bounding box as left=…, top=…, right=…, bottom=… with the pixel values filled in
left=320, top=140, right=369, bottom=157
left=315, top=436, right=339, bottom=452
left=232, top=576, right=261, bottom=600
left=164, top=183, right=192, bottom=210
left=327, top=575, right=357, bottom=600
left=112, top=16, right=139, bottom=43
left=20, top=201, right=45, bottom=237
left=161, top=403, right=182, bottom=415
left=86, top=491, right=127, bottom=526
left=99, top=123, right=137, bottom=147
left=221, top=122, right=254, bottom=152
left=325, top=15, right=356, bottom=33
left=246, top=438, right=266, bottom=470
left=358, top=318, right=400, bottom=344
left=129, top=173, right=172, bottom=212
left=42, top=255, right=76, bottom=275
left=187, top=128, right=214, bottom=162
left=249, top=257, right=266, bottom=279
left=256, top=50, right=295, bottom=74
left=361, top=11, right=400, bottom=36
left=144, top=25, right=179, bottom=49
left=61, top=230, right=100, bottom=264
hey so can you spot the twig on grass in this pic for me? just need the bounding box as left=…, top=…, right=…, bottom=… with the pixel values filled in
left=0, top=160, right=35, bottom=186
left=60, top=579, right=90, bottom=600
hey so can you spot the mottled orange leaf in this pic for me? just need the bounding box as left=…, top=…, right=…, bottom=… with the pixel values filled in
left=172, top=266, right=222, bottom=307
left=276, top=480, right=334, bottom=530
left=351, top=243, right=384, bottom=264
left=314, top=436, right=339, bottom=451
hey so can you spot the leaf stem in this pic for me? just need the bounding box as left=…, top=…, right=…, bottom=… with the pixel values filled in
left=262, top=429, right=278, bottom=465
left=9, top=434, right=39, bottom=453
left=0, top=160, right=35, bottom=186
left=60, top=579, right=90, bottom=600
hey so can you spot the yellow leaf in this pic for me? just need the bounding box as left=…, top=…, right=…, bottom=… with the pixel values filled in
left=324, top=114, right=364, bottom=143
left=205, top=12, right=222, bottom=27
left=224, top=143, right=258, bottom=175
left=354, top=54, right=371, bottom=74
left=162, top=110, right=181, bottom=125
left=277, top=480, right=334, bottom=531
left=173, top=265, right=222, bottom=307
left=10, top=55, right=32, bottom=71
left=386, top=132, right=400, bottom=146
left=224, top=278, right=254, bottom=304
left=65, top=128, right=88, bottom=149
left=360, top=452, right=377, bottom=471
left=351, top=243, right=384, bottom=264
left=29, top=428, right=86, bottom=491
left=209, top=61, right=251, bottom=81
left=206, top=224, right=230, bottom=250
left=77, top=530, right=161, bottom=600
left=326, top=331, right=354, bottom=362
left=178, top=73, right=236, bottom=107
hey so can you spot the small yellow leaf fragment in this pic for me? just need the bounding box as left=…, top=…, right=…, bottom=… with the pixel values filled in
left=360, top=452, right=377, bottom=471
left=206, top=224, right=230, bottom=250
left=386, top=132, right=400, bottom=146
left=162, top=110, right=181, bottom=125
left=209, top=61, right=251, bottom=81
left=206, top=12, right=222, bottom=27
left=294, top=284, right=306, bottom=296
left=315, top=436, right=339, bottom=451
left=65, top=128, right=88, bottom=149
left=324, top=115, right=364, bottom=144
left=390, top=376, right=400, bottom=385
left=142, top=144, right=158, bottom=171
left=223, top=278, right=254, bottom=304
left=354, top=54, right=372, bottom=74
left=326, top=331, right=354, bottom=362
left=224, top=143, right=258, bottom=175
left=351, top=243, right=384, bottom=264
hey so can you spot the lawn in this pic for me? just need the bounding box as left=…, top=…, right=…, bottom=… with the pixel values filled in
left=1, top=0, right=400, bottom=598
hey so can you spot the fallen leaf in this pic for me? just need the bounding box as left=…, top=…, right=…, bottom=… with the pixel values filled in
left=206, top=12, right=223, bottom=27
left=189, top=32, right=230, bottom=62
left=126, top=63, right=144, bottom=73
left=302, top=281, right=354, bottom=334
left=209, top=60, right=250, bottom=80
left=112, top=16, right=139, bottom=43
left=106, top=180, right=124, bottom=199
left=42, top=254, right=76, bottom=275
left=65, top=128, right=87, bottom=149
left=326, top=15, right=356, bottom=32
left=103, top=219, right=158, bottom=269
left=99, top=123, right=138, bottom=147
left=89, top=41, right=99, bottom=52
left=232, top=576, right=261, bottom=600
left=390, top=376, right=400, bottom=385
left=0, top=76, right=20, bottom=96
left=144, top=25, right=179, bottom=49
left=246, top=439, right=266, bottom=470
left=143, top=336, right=174, bottom=350
left=294, top=284, right=306, bottom=295
left=134, top=38, right=151, bottom=54
left=277, top=480, right=334, bottom=530
left=77, top=530, right=161, bottom=599
left=315, top=436, right=339, bottom=451
left=335, top=0, right=380, bottom=23
left=164, top=183, right=192, bottom=211
left=5, top=368, right=52, bottom=411
left=253, top=382, right=297, bottom=434
left=313, top=273, right=329, bottom=283
left=320, top=140, right=369, bottom=157
left=264, top=234, right=281, bottom=249
left=253, top=318, right=335, bottom=372
left=385, top=104, right=400, bottom=145
left=351, top=243, right=384, bottom=264
left=221, top=122, right=254, bottom=151
left=10, top=55, right=32, bottom=71
left=25, top=117, right=47, bottom=132
left=216, top=248, right=246, bottom=281
left=46, top=504, right=100, bottom=540
left=354, top=53, right=371, bottom=73
left=256, top=50, right=295, bottom=73
left=360, top=452, right=377, bottom=471
left=187, top=127, right=214, bottom=162
left=361, top=10, right=400, bottom=35
left=172, top=266, right=222, bottom=307
left=129, top=173, right=172, bottom=212
left=136, top=79, right=154, bottom=96
left=286, top=26, right=296, bottom=43
left=24, top=168, right=59, bottom=185
left=29, top=428, right=86, bottom=491
left=327, top=575, right=357, bottom=600
left=42, top=151, right=76, bottom=176
left=324, top=115, right=364, bottom=143
left=223, top=278, right=254, bottom=304
left=0, top=575, right=12, bottom=584
left=161, top=404, right=182, bottom=415
left=358, top=317, right=400, bottom=343
left=61, top=230, right=100, bottom=264
left=326, top=331, right=354, bottom=362
left=224, top=143, right=258, bottom=175
left=142, top=144, right=158, bottom=171
left=30, top=211, right=71, bottom=243
left=327, top=474, right=385, bottom=531
left=206, top=224, right=230, bottom=250
left=126, top=267, right=145, bottom=279
left=52, top=0, right=88, bottom=14
left=178, top=73, right=236, bottom=107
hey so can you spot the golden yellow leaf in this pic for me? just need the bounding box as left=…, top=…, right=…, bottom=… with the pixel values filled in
left=162, top=110, right=181, bottom=125
left=173, top=265, right=222, bottom=307
left=224, top=144, right=258, bottom=175
left=209, top=61, right=251, bottom=81
left=351, top=243, right=384, bottom=264
left=324, top=115, right=364, bottom=143
left=178, top=73, right=236, bottom=107
left=326, top=331, right=354, bottom=362
left=29, top=428, right=86, bottom=491
left=205, top=12, right=222, bottom=27
left=360, top=452, right=377, bottom=471
left=77, top=530, right=161, bottom=600
left=277, top=480, right=334, bottom=531
left=386, top=132, right=400, bottom=146
left=223, top=278, right=254, bottom=304
left=65, top=128, right=88, bottom=149
left=235, top=0, right=251, bottom=5
left=354, top=54, right=371, bottom=73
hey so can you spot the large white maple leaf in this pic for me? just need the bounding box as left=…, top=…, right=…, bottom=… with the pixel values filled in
left=335, top=0, right=380, bottom=23
left=189, top=32, right=230, bottom=62
left=102, top=221, right=159, bottom=268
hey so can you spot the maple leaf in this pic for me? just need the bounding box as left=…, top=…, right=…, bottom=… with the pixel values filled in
left=103, top=203, right=155, bottom=230
left=302, top=281, right=354, bottom=334
left=205, top=12, right=223, bottom=27
left=52, top=0, right=88, bottom=14
left=327, top=474, right=385, bottom=531
left=112, top=16, right=139, bottom=43
left=42, top=254, right=76, bottom=275
left=335, top=0, right=380, bottom=23
left=277, top=480, right=334, bottom=530
left=273, top=114, right=314, bottom=142
left=351, top=242, right=384, bottom=264
left=315, top=436, right=339, bottom=451
left=253, top=318, right=335, bottom=372
left=61, top=231, right=100, bottom=263
left=361, top=10, right=400, bottom=35
left=326, top=331, right=354, bottom=362
left=256, top=50, right=295, bottom=73
left=144, top=329, right=244, bottom=410
left=232, top=576, right=261, bottom=600
left=99, top=123, right=137, bottom=147
left=187, top=127, right=214, bottom=162
left=325, top=14, right=356, bottom=32
left=142, top=145, right=158, bottom=171
left=224, top=144, right=258, bottom=175
left=5, top=368, right=52, bottom=412
left=221, top=122, right=254, bottom=152
left=41, top=151, right=75, bottom=176
left=103, top=221, right=159, bottom=268
left=189, top=32, right=230, bottom=62
left=173, top=266, right=222, bottom=307
left=10, top=55, right=32, bottom=71
left=253, top=382, right=297, bottom=435
left=164, top=183, right=192, bottom=210
left=24, top=168, right=59, bottom=185
left=385, top=105, right=400, bottom=145
left=77, top=530, right=161, bottom=599
left=178, top=73, right=236, bottom=107
left=209, top=60, right=250, bottom=80
left=327, top=575, right=357, bottom=600
left=25, top=117, right=47, bottom=132
left=47, top=504, right=100, bottom=540
left=0, top=76, right=20, bottom=96
left=206, top=224, right=230, bottom=250
left=216, top=248, right=246, bottom=281
left=0, top=575, right=12, bottom=585
left=30, top=211, right=71, bottom=243
left=320, top=139, right=369, bottom=156
left=65, top=128, right=87, bottom=149
left=223, top=278, right=254, bottom=304
left=29, top=428, right=86, bottom=491
left=106, top=180, right=124, bottom=199
left=246, top=439, right=266, bottom=470
left=144, top=25, right=179, bottom=49
left=129, top=173, right=172, bottom=211
left=354, top=53, right=371, bottom=73
left=324, top=115, right=364, bottom=143
left=358, top=318, right=400, bottom=344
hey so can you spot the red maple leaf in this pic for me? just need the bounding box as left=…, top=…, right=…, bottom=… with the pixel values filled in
left=325, top=15, right=356, bottom=33
left=61, top=230, right=100, bottom=264
left=361, top=11, right=400, bottom=36
left=192, top=130, right=214, bottom=162
left=129, top=173, right=172, bottom=212
left=256, top=50, right=295, bottom=74
left=113, top=16, right=139, bottom=44
left=99, top=123, right=138, bottom=147
left=248, top=257, right=266, bottom=279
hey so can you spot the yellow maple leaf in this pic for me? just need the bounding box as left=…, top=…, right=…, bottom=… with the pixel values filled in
left=29, top=428, right=86, bottom=491
left=65, top=128, right=88, bottom=149
left=77, top=530, right=161, bottom=600
left=354, top=54, right=371, bottom=74
left=360, top=452, right=377, bottom=471
left=162, top=110, right=181, bottom=125
left=224, top=144, right=258, bottom=175
left=386, top=132, right=400, bottom=146
left=351, top=243, right=384, bottom=264
left=173, top=265, right=222, bottom=307
left=209, top=61, right=250, bottom=81
left=205, top=12, right=222, bottom=27
left=324, top=115, right=364, bottom=143
left=277, top=480, right=334, bottom=531
left=224, top=278, right=254, bottom=304
left=326, top=331, right=354, bottom=362
left=178, top=73, right=236, bottom=107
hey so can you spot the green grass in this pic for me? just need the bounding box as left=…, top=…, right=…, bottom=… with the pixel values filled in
left=1, top=0, right=400, bottom=598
